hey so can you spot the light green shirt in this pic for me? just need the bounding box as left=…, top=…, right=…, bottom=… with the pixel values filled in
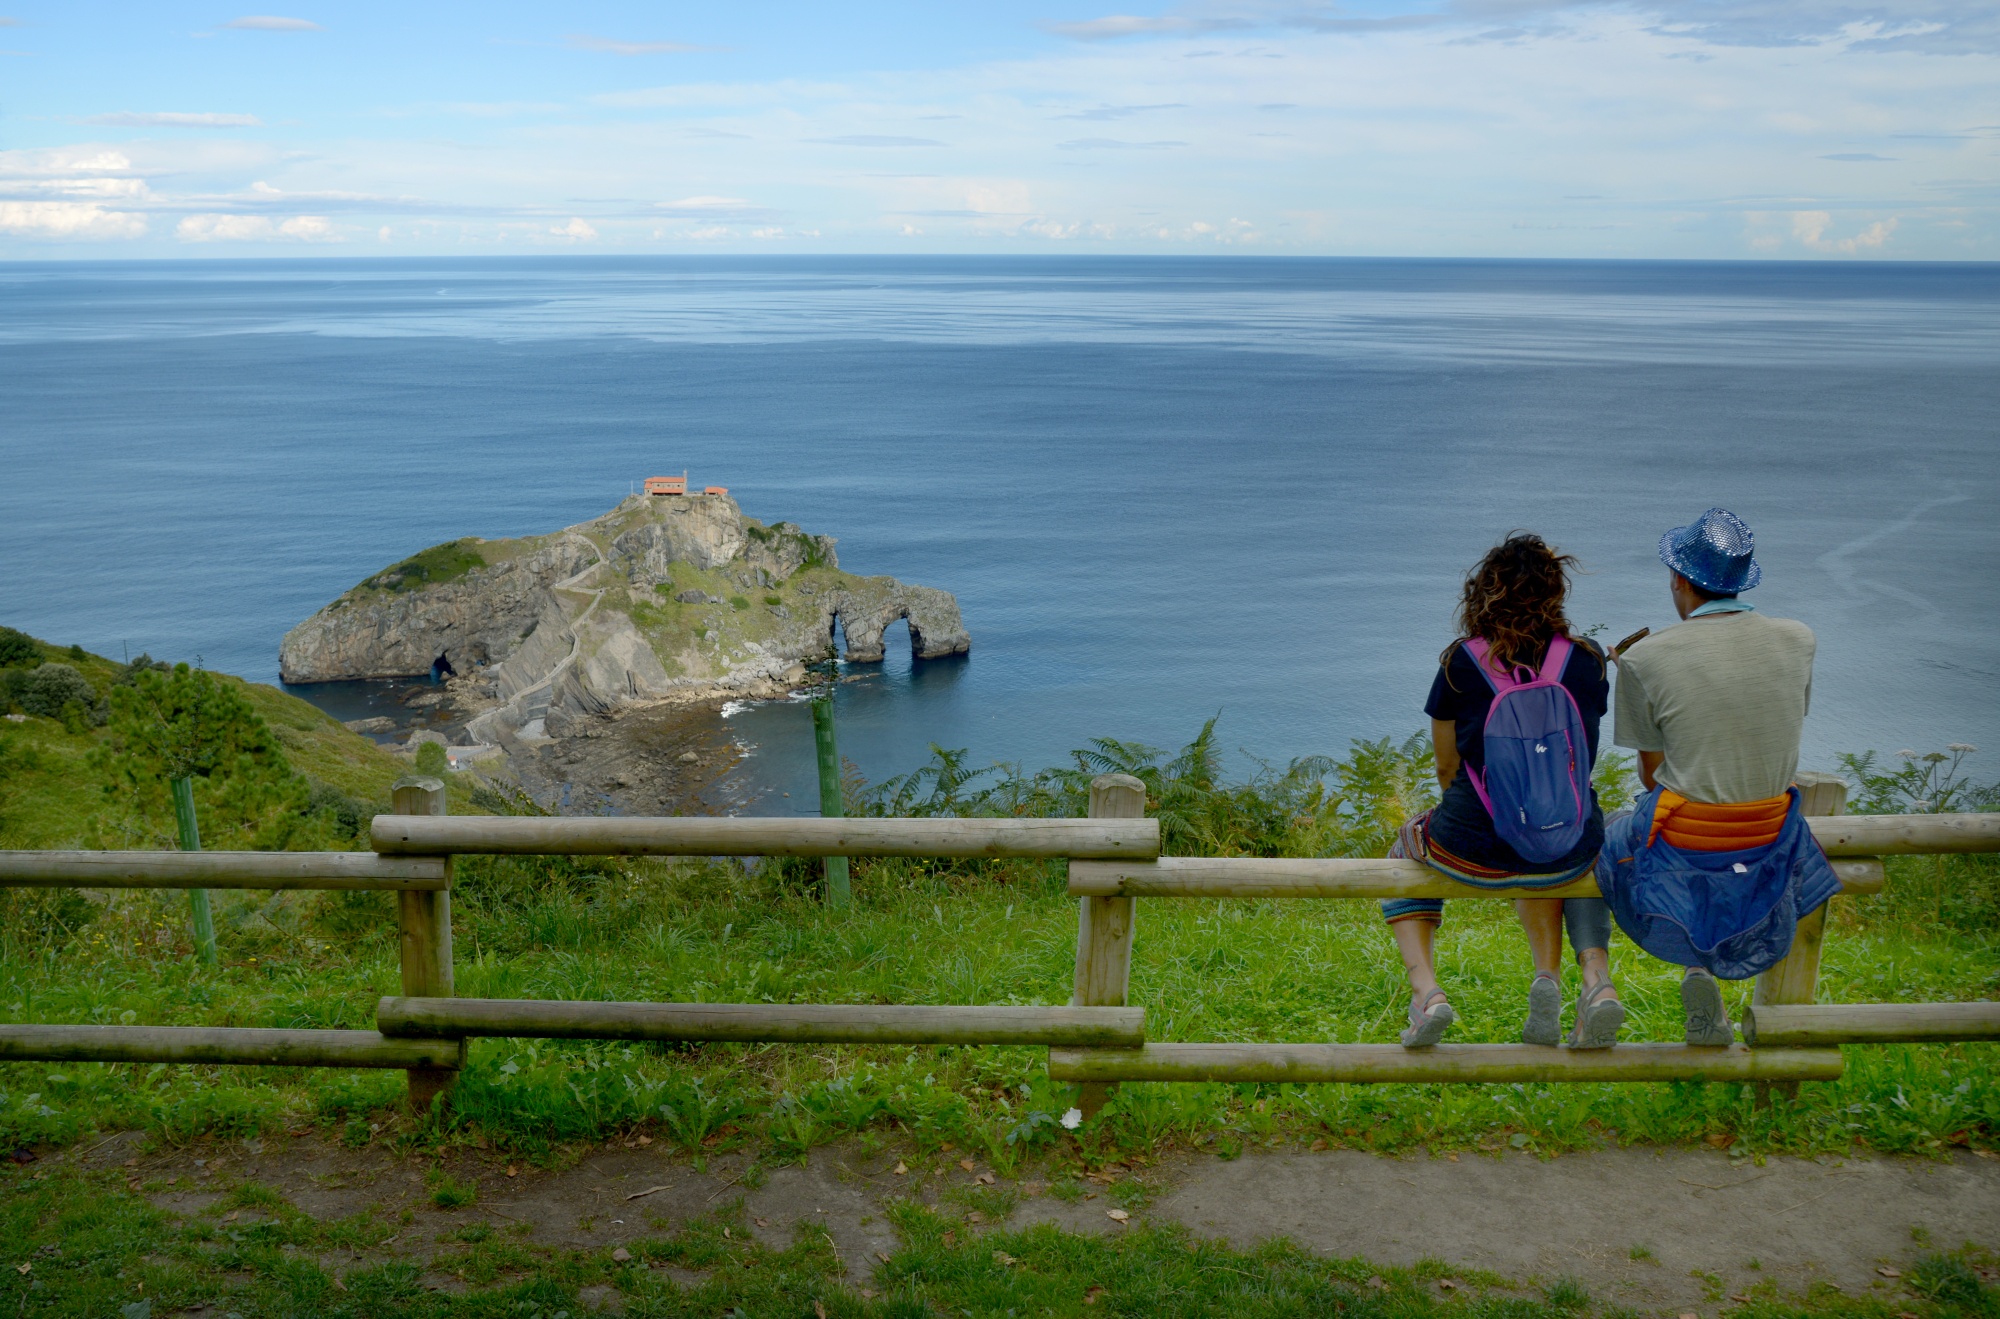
left=1613, top=611, right=1816, bottom=804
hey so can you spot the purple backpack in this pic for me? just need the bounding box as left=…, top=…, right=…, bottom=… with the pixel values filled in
left=1462, top=635, right=1592, bottom=864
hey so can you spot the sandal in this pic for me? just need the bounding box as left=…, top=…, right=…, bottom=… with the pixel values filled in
left=1400, top=988, right=1455, bottom=1049
left=1569, top=976, right=1625, bottom=1050
left=1681, top=968, right=1733, bottom=1046
left=1523, top=973, right=1562, bottom=1046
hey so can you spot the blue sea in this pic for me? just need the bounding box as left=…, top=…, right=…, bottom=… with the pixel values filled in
left=2, top=257, right=1997, bottom=807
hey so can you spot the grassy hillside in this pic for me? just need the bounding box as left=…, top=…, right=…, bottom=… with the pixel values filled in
left=0, top=626, right=468, bottom=852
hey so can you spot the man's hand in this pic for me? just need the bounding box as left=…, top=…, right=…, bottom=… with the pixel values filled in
left=1611, top=628, right=1649, bottom=662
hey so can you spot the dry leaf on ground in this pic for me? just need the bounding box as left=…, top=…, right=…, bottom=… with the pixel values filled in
left=893, top=1161, right=908, bottom=1175
left=611, top=1248, right=631, bottom=1263
left=1877, top=1267, right=1902, bottom=1279
left=1107, top=1209, right=1130, bottom=1222
left=959, top=1158, right=977, bottom=1172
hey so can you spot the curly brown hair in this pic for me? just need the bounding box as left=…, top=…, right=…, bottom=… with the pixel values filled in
left=1446, top=533, right=1582, bottom=675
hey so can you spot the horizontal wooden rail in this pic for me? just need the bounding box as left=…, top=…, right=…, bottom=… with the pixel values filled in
left=371, top=815, right=1160, bottom=860
left=1048, top=1042, right=1843, bottom=1084
left=1806, top=812, right=2000, bottom=856
left=0, top=1025, right=464, bottom=1069
left=378, top=997, right=1147, bottom=1047
left=0, top=851, right=449, bottom=891
left=1068, top=856, right=1885, bottom=899
left=1743, top=1001, right=2000, bottom=1047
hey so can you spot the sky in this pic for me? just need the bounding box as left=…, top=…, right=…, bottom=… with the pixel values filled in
left=1, top=1, right=1996, bottom=259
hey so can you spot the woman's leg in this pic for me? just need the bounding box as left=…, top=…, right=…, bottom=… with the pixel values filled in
left=1514, top=898, right=1565, bottom=1045
left=1381, top=900, right=1453, bottom=1046
left=1388, top=911, right=1444, bottom=1009
left=1515, top=898, right=1564, bottom=975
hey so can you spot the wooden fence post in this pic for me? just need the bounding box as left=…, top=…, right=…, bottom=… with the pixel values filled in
left=1752, top=770, right=1846, bottom=1098
left=392, top=776, right=459, bottom=1113
left=1071, top=773, right=1146, bottom=1118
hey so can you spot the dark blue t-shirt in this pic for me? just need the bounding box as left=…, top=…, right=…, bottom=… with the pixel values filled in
left=1423, top=636, right=1609, bottom=875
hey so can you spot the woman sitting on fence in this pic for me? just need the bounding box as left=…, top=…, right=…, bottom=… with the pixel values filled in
left=1384, top=533, right=1623, bottom=1049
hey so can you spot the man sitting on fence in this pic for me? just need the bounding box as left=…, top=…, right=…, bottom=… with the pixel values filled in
left=1599, top=507, right=1843, bottom=1045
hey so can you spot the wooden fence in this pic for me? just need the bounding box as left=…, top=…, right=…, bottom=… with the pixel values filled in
left=2, top=772, right=1996, bottom=1112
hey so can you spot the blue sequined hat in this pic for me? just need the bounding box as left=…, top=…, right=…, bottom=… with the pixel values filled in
left=1659, top=507, right=1761, bottom=594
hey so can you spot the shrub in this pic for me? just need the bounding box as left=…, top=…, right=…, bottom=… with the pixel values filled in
left=305, top=781, right=373, bottom=841
left=414, top=740, right=449, bottom=775
left=21, top=662, right=100, bottom=722
left=93, top=663, right=306, bottom=849
left=729, top=595, right=750, bottom=611
left=0, top=626, right=38, bottom=667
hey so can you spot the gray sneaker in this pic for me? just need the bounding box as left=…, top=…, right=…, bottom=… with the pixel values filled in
left=1569, top=978, right=1625, bottom=1050
left=1681, top=968, right=1734, bottom=1046
left=1523, top=974, right=1561, bottom=1046
left=1401, top=989, right=1456, bottom=1048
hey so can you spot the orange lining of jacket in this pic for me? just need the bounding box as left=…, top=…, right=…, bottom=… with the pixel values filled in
left=1648, top=789, right=1790, bottom=852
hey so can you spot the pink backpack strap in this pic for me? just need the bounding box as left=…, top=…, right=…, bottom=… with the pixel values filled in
left=1464, top=637, right=1526, bottom=693
left=1537, top=635, right=1573, bottom=683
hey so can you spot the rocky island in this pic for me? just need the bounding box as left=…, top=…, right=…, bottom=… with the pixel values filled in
left=280, top=491, right=968, bottom=810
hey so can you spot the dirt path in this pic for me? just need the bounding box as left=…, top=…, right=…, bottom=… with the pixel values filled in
left=58, top=1131, right=2000, bottom=1310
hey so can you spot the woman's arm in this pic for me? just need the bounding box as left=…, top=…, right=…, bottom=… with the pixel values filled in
left=1432, top=718, right=1460, bottom=792
left=1638, top=751, right=1663, bottom=790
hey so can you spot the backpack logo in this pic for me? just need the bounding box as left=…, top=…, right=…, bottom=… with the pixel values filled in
left=1462, top=636, right=1593, bottom=865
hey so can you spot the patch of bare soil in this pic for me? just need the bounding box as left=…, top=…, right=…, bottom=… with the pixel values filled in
left=56, top=1131, right=2000, bottom=1307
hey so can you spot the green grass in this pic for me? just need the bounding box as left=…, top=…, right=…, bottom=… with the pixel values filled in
left=356, top=539, right=488, bottom=595
left=1, top=848, right=1994, bottom=1164
left=3, top=1157, right=1997, bottom=1318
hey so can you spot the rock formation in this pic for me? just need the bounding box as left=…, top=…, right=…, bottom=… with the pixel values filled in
left=280, top=493, right=969, bottom=742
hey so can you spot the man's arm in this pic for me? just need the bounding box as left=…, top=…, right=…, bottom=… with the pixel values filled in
left=1432, top=718, right=1460, bottom=792
left=1638, top=751, right=1663, bottom=791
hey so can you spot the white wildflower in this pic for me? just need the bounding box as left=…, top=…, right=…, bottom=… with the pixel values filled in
left=1949, top=743, right=1977, bottom=754
left=1060, top=1108, right=1083, bottom=1130
left=1895, top=749, right=1919, bottom=759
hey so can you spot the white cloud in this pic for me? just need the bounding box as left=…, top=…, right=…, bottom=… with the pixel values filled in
left=549, top=217, right=597, bottom=240
left=175, top=213, right=335, bottom=241
left=1057, top=137, right=1187, bottom=149
left=806, top=135, right=947, bottom=147
left=1792, top=210, right=1899, bottom=252
left=0, top=201, right=146, bottom=238
left=1, top=176, right=148, bottom=199
left=1044, top=15, right=1223, bottom=40
left=85, top=112, right=261, bottom=128
left=0, top=148, right=135, bottom=178
left=221, top=16, right=320, bottom=31
left=565, top=34, right=705, bottom=55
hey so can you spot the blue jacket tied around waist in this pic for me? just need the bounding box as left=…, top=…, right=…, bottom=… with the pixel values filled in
left=1594, top=785, right=1843, bottom=981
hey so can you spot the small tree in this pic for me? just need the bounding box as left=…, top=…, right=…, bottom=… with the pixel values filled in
left=95, top=663, right=307, bottom=962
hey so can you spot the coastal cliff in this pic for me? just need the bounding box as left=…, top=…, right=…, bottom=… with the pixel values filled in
left=280, top=493, right=969, bottom=743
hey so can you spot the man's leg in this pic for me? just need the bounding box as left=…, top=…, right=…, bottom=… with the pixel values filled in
left=1565, top=898, right=1624, bottom=1048
left=1681, top=966, right=1733, bottom=1045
